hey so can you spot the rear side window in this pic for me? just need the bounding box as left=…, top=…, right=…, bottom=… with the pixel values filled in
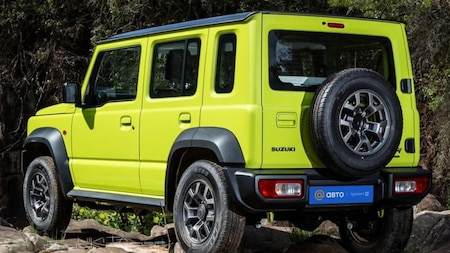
left=215, top=34, right=237, bottom=93
left=150, top=39, right=200, bottom=98
left=85, top=46, right=140, bottom=105
left=269, top=31, right=395, bottom=90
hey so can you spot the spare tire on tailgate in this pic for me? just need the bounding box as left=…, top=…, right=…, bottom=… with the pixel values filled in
left=310, top=68, right=402, bottom=178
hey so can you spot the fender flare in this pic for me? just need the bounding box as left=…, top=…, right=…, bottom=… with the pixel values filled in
left=170, top=127, right=245, bottom=164
left=23, top=127, right=74, bottom=196
left=165, top=127, right=245, bottom=209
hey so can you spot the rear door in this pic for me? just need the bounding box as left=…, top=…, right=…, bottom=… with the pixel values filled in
left=139, top=31, right=206, bottom=196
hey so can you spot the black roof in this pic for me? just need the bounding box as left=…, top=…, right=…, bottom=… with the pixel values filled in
left=100, top=11, right=402, bottom=44
left=101, top=12, right=256, bottom=43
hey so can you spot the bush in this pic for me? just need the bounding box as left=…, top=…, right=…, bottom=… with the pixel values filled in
left=71, top=203, right=173, bottom=235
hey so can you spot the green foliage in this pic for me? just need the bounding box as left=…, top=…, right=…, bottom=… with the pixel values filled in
left=290, top=227, right=314, bottom=243
left=406, top=0, right=450, bottom=202
left=71, top=204, right=172, bottom=235
left=328, top=0, right=431, bottom=21
left=422, top=66, right=450, bottom=111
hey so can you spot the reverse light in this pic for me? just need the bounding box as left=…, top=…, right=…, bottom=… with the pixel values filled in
left=258, top=179, right=303, bottom=198
left=394, top=177, right=430, bottom=194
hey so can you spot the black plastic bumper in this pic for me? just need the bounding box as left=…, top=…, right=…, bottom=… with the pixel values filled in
left=224, top=166, right=431, bottom=213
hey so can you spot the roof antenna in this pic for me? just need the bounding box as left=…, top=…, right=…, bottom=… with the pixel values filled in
left=377, top=4, right=388, bottom=19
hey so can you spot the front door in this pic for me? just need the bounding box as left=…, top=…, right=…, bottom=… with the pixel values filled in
left=71, top=40, right=146, bottom=194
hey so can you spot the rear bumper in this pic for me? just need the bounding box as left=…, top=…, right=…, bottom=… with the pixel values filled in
left=224, top=166, right=431, bottom=213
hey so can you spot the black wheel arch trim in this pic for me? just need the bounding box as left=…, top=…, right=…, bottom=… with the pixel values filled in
left=169, top=127, right=245, bottom=164
left=165, top=127, right=245, bottom=210
left=22, top=127, right=74, bottom=196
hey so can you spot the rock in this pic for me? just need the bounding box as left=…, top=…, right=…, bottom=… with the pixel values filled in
left=414, top=194, right=444, bottom=216
left=285, top=235, right=348, bottom=253
left=241, top=224, right=295, bottom=252
left=0, top=226, right=34, bottom=253
left=66, top=219, right=155, bottom=241
left=87, top=247, right=128, bottom=253
left=150, top=225, right=166, bottom=238
left=1, top=207, right=450, bottom=253
left=46, top=243, right=69, bottom=251
left=406, top=210, right=450, bottom=252
left=23, top=226, right=51, bottom=251
left=313, top=220, right=339, bottom=238
left=107, top=242, right=167, bottom=253
left=173, top=242, right=185, bottom=253
left=53, top=249, right=87, bottom=253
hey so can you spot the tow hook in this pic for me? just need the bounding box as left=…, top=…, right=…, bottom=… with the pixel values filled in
left=346, top=221, right=354, bottom=230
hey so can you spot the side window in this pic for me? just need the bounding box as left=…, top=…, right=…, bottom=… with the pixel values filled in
left=215, top=34, right=236, bottom=93
left=150, top=39, right=200, bottom=98
left=86, top=46, right=140, bottom=105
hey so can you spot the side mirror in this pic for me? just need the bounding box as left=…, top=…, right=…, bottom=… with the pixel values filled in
left=62, top=82, right=81, bottom=105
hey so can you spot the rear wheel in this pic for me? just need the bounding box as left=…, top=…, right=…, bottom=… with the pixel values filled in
left=173, top=160, right=246, bottom=253
left=23, top=156, right=73, bottom=235
left=339, top=207, right=413, bottom=253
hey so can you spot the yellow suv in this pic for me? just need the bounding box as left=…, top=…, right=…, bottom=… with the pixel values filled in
left=22, top=12, right=431, bottom=253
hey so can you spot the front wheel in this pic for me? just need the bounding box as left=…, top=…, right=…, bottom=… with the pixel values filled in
left=173, top=160, right=246, bottom=253
left=23, top=156, right=73, bottom=235
left=339, top=207, right=413, bottom=253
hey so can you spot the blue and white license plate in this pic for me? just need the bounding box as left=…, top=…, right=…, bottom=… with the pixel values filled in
left=309, top=185, right=374, bottom=205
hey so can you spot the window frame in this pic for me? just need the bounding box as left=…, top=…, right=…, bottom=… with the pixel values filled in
left=215, top=33, right=237, bottom=94
left=84, top=45, right=141, bottom=106
left=150, top=38, right=201, bottom=98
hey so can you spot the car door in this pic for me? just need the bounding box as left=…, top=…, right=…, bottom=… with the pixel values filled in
left=139, top=35, right=205, bottom=196
left=71, top=39, right=146, bottom=194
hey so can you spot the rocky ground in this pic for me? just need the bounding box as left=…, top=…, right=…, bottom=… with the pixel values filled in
left=0, top=194, right=448, bottom=253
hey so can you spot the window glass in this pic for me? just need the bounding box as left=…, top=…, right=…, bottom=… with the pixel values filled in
left=86, top=46, right=140, bottom=105
left=150, top=39, right=200, bottom=98
left=215, top=34, right=236, bottom=93
left=269, top=31, right=394, bottom=90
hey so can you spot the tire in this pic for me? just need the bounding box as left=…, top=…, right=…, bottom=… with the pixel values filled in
left=339, top=207, right=413, bottom=253
left=310, top=68, right=402, bottom=178
left=173, top=160, right=246, bottom=253
left=23, top=156, right=73, bottom=235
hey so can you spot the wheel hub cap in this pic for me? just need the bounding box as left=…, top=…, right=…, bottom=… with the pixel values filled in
left=182, top=180, right=216, bottom=243
left=339, top=89, right=391, bottom=156
left=29, top=171, right=50, bottom=222
left=197, top=204, right=207, bottom=220
left=352, top=113, right=367, bottom=131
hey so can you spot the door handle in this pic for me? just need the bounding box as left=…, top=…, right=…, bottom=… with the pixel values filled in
left=276, top=113, right=297, bottom=127
left=179, top=113, right=191, bottom=124
left=120, top=116, right=132, bottom=126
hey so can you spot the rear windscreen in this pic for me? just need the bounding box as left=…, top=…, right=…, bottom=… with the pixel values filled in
left=269, top=31, right=395, bottom=90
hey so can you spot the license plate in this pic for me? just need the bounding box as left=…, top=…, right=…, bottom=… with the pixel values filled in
left=309, top=185, right=374, bottom=205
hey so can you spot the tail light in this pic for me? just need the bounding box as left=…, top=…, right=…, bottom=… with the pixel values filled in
left=394, top=177, right=430, bottom=195
left=258, top=179, right=303, bottom=198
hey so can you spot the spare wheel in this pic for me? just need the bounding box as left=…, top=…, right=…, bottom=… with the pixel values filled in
left=310, top=68, right=402, bottom=178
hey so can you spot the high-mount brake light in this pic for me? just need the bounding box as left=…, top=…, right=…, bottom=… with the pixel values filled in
left=327, top=22, right=345, bottom=29
left=394, top=177, right=430, bottom=194
left=258, top=179, right=303, bottom=198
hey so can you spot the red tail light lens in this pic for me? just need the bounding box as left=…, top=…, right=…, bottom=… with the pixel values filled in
left=394, top=177, right=430, bottom=195
left=258, top=179, right=303, bottom=198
